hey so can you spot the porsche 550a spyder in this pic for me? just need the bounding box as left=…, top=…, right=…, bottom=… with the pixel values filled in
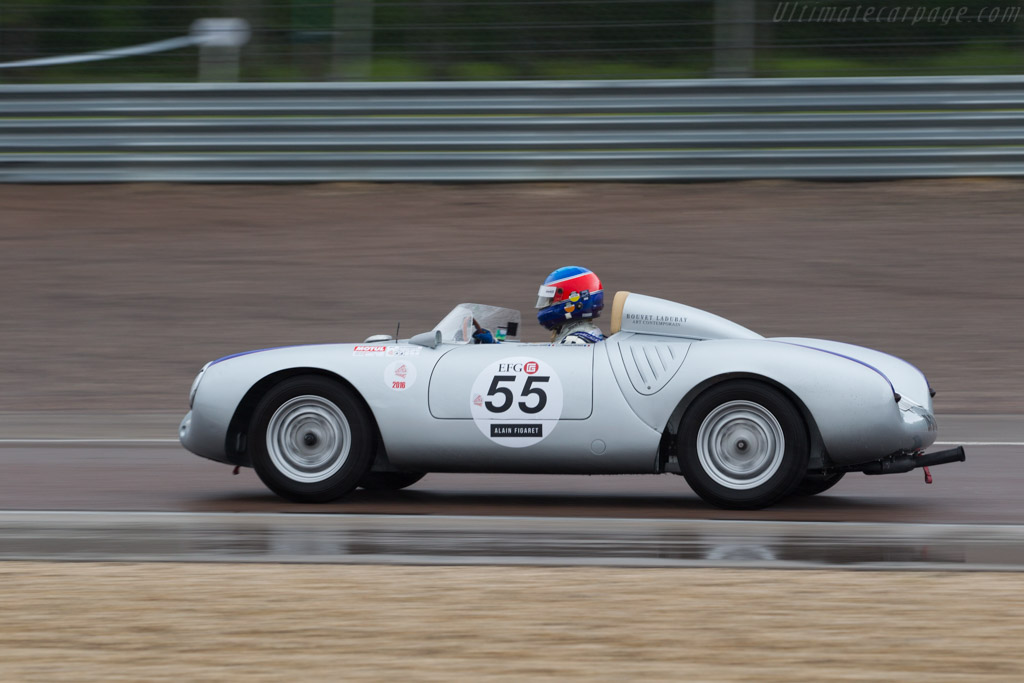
left=179, top=291, right=965, bottom=509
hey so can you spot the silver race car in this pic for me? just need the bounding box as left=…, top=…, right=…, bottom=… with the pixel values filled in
left=179, top=291, right=965, bottom=509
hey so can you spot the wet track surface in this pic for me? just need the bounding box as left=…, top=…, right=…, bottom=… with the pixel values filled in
left=3, top=511, right=1023, bottom=570
left=0, top=443, right=1021, bottom=569
left=0, top=443, right=1014, bottom=523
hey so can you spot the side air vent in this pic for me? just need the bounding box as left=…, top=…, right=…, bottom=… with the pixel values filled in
left=617, top=341, right=690, bottom=395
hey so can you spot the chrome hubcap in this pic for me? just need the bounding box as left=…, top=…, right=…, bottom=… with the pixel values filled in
left=267, top=395, right=350, bottom=483
left=697, top=400, right=785, bottom=490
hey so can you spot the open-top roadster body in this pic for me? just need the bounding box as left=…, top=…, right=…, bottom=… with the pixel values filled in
left=179, top=291, right=965, bottom=509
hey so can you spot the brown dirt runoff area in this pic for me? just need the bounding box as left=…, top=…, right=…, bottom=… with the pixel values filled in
left=0, top=562, right=1022, bottom=681
left=0, top=179, right=1021, bottom=414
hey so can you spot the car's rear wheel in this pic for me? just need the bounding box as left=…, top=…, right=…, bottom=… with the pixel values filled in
left=249, top=375, right=374, bottom=503
left=792, top=471, right=845, bottom=496
left=358, top=471, right=426, bottom=491
left=679, top=381, right=808, bottom=509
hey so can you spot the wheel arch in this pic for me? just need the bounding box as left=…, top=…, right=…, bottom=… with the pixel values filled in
left=659, top=372, right=828, bottom=472
left=225, top=367, right=380, bottom=466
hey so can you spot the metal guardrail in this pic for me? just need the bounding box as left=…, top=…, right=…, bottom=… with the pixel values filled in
left=2, top=76, right=1024, bottom=182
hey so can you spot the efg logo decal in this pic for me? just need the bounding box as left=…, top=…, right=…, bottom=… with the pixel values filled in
left=496, top=361, right=540, bottom=374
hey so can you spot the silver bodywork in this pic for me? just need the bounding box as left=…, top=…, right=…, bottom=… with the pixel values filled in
left=180, top=292, right=937, bottom=475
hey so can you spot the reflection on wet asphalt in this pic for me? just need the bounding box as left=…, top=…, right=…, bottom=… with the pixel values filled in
left=1, top=512, right=1022, bottom=570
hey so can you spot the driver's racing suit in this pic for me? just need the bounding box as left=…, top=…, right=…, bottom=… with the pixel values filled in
left=553, top=320, right=605, bottom=345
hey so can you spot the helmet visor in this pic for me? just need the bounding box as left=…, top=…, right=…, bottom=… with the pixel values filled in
left=536, top=285, right=559, bottom=309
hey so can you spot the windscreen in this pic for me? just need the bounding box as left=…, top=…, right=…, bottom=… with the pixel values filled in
left=432, top=305, right=476, bottom=343
left=459, top=303, right=521, bottom=341
left=431, top=303, right=522, bottom=343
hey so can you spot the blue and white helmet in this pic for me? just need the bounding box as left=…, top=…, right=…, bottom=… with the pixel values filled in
left=536, top=266, right=604, bottom=331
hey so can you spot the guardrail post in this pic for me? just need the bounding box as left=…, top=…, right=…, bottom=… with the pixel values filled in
left=191, top=18, right=251, bottom=82
left=713, top=0, right=756, bottom=77
left=332, top=0, right=374, bottom=81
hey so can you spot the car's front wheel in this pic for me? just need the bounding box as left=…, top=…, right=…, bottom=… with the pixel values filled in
left=678, top=381, right=809, bottom=509
left=249, top=375, right=375, bottom=503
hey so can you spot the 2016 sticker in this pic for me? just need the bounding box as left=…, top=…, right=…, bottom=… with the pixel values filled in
left=385, top=360, right=417, bottom=391
left=469, top=357, right=563, bottom=448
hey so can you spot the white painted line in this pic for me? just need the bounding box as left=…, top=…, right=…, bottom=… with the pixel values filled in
left=0, top=438, right=178, bottom=445
left=0, top=438, right=1019, bottom=447
left=2, top=509, right=1021, bottom=534
left=935, top=441, right=1024, bottom=447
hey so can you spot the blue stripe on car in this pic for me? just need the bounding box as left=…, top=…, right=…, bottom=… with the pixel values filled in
left=773, top=341, right=896, bottom=395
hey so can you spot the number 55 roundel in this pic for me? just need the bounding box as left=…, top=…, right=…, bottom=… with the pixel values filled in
left=469, top=357, right=565, bottom=448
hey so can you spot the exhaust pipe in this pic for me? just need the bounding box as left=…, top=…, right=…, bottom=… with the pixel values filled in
left=859, top=446, right=966, bottom=476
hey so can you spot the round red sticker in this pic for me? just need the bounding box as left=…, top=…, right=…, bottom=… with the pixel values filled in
left=524, top=361, right=539, bottom=375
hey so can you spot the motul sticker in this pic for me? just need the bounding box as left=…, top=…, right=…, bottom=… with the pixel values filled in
left=470, top=356, right=563, bottom=448
left=353, top=345, right=387, bottom=356
left=385, top=360, right=417, bottom=391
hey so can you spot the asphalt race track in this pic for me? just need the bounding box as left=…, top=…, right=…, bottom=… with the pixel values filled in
left=0, top=442, right=1011, bottom=522
left=2, top=437, right=1022, bottom=570
left=2, top=181, right=1023, bottom=573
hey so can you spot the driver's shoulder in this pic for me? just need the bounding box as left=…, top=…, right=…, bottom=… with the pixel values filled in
left=557, top=322, right=606, bottom=345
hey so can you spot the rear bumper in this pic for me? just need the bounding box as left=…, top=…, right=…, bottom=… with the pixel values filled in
left=821, top=396, right=938, bottom=467
left=898, top=397, right=938, bottom=451
left=843, top=446, right=966, bottom=475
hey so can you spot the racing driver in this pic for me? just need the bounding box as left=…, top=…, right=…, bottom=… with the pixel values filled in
left=536, top=266, right=606, bottom=344
left=473, top=266, right=606, bottom=345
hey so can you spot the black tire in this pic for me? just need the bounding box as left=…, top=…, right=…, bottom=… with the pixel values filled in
left=678, top=380, right=809, bottom=510
left=358, top=471, right=426, bottom=491
left=249, top=375, right=375, bottom=503
left=792, top=471, right=845, bottom=497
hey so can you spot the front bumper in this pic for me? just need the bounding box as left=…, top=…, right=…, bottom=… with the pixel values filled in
left=180, top=410, right=239, bottom=466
